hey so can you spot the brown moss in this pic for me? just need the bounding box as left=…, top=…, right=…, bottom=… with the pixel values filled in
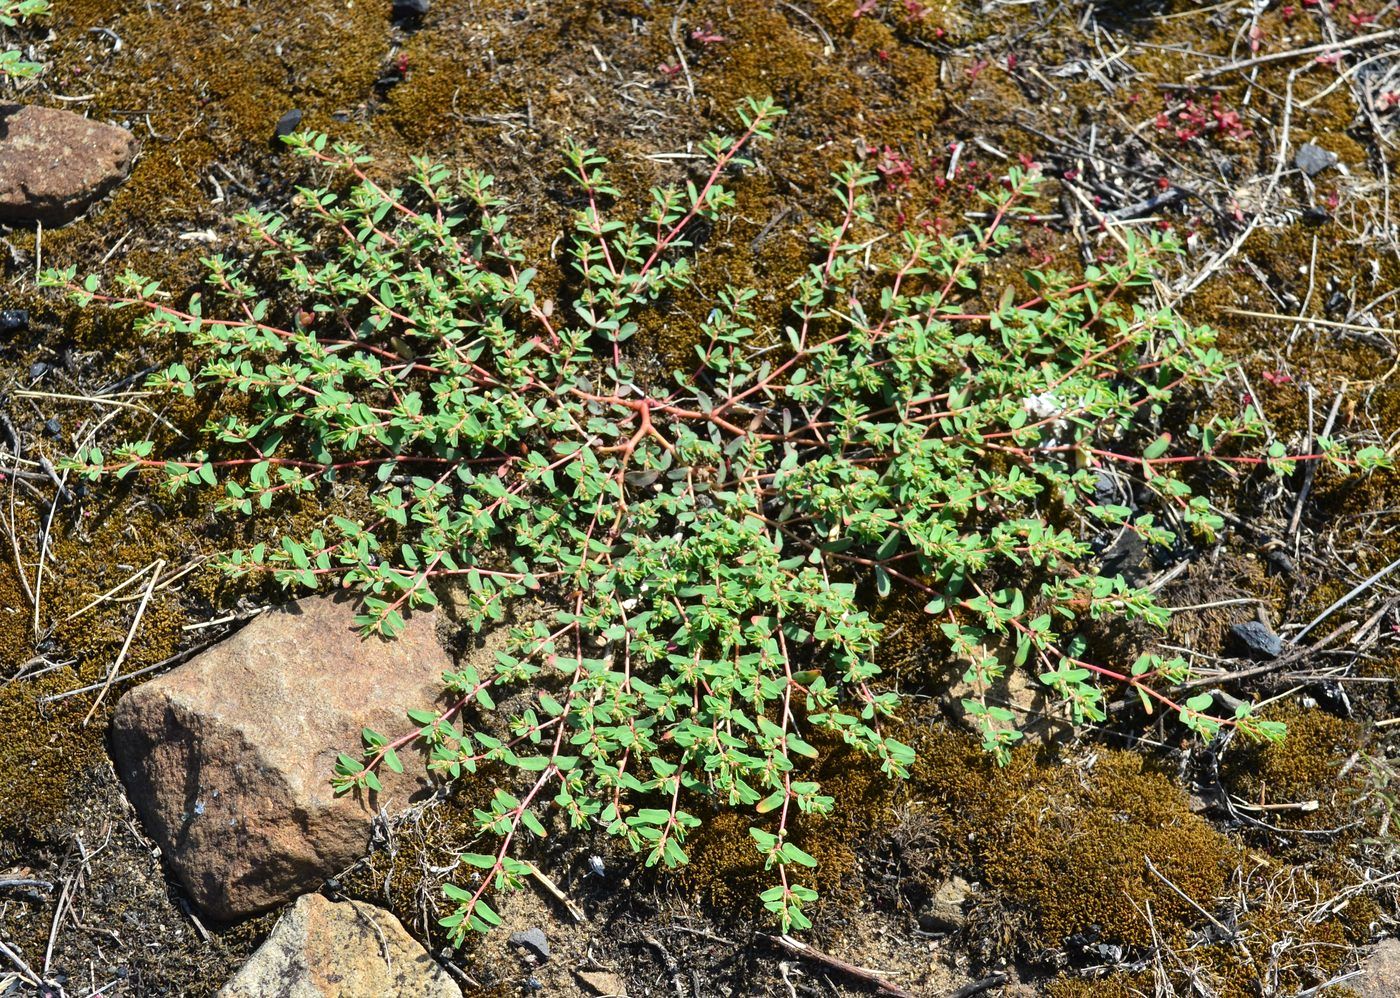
left=1222, top=704, right=1366, bottom=835
left=675, top=704, right=1239, bottom=956
left=677, top=809, right=767, bottom=916
left=1043, top=978, right=1145, bottom=998
left=910, top=722, right=1231, bottom=950
left=12, top=0, right=388, bottom=281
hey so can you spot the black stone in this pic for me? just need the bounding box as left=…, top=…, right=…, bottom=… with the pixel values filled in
left=273, top=109, right=303, bottom=141
left=43, top=417, right=60, bottom=437
left=0, top=309, right=28, bottom=334
left=1310, top=680, right=1352, bottom=717
left=393, top=0, right=430, bottom=12
left=1099, top=530, right=1150, bottom=587
left=1263, top=547, right=1295, bottom=576
left=1229, top=620, right=1283, bottom=660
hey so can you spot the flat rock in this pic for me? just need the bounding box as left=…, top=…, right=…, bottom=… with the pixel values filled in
left=0, top=103, right=137, bottom=226
left=111, top=595, right=451, bottom=919
left=575, top=970, right=628, bottom=996
left=509, top=926, right=550, bottom=962
left=1353, top=938, right=1400, bottom=998
left=1294, top=142, right=1337, bottom=177
left=218, top=893, right=461, bottom=997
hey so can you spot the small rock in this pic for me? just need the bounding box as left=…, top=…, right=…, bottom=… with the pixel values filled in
left=1099, top=530, right=1150, bottom=587
left=218, top=894, right=461, bottom=997
left=1263, top=547, right=1295, bottom=575
left=42, top=417, right=60, bottom=437
left=575, top=970, right=628, bottom=996
left=919, top=875, right=972, bottom=933
left=110, top=595, right=452, bottom=919
left=1353, top=938, right=1400, bottom=998
left=0, top=309, right=28, bottom=334
left=1301, top=206, right=1333, bottom=225
left=0, top=104, right=137, bottom=226
left=509, top=926, right=550, bottom=962
left=1294, top=142, right=1337, bottom=177
left=393, top=0, right=431, bottom=14
left=29, top=362, right=48, bottom=380
left=1310, top=680, right=1352, bottom=717
left=949, top=662, right=1071, bottom=749
left=1092, top=470, right=1124, bottom=507
left=273, top=108, right=303, bottom=141
left=1229, top=621, right=1282, bottom=660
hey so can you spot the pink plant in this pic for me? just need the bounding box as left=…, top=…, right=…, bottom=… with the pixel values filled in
left=690, top=23, right=726, bottom=45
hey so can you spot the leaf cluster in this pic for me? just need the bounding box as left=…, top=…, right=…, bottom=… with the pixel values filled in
left=0, top=0, right=50, bottom=80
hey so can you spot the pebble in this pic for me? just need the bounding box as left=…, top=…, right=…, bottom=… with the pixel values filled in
left=1263, top=547, right=1295, bottom=575
left=917, top=875, right=971, bottom=933
left=0, top=105, right=138, bottom=226
left=576, top=970, right=627, bottom=996
left=109, top=596, right=452, bottom=919
left=1309, top=680, right=1351, bottom=717
left=218, top=894, right=461, bottom=997
left=509, top=927, right=550, bottom=962
left=1353, top=937, right=1400, bottom=997
left=273, top=109, right=303, bottom=141
left=0, top=309, right=28, bottom=334
left=393, top=0, right=430, bottom=14
left=1294, top=142, right=1337, bottom=177
left=1229, top=620, right=1282, bottom=660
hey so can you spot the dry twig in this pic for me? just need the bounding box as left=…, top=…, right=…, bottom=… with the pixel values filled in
left=762, top=934, right=915, bottom=998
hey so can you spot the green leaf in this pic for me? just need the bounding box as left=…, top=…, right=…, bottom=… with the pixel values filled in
left=520, top=810, right=548, bottom=838
left=1143, top=434, right=1172, bottom=460
left=473, top=899, right=502, bottom=927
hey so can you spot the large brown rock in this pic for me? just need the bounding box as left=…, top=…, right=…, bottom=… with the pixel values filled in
left=1354, top=938, right=1400, bottom=998
left=0, top=103, right=137, bottom=226
left=218, top=893, right=461, bottom=997
left=111, top=596, right=451, bottom=920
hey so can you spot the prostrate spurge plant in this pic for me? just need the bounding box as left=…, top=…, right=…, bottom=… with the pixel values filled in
left=47, top=99, right=1375, bottom=935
